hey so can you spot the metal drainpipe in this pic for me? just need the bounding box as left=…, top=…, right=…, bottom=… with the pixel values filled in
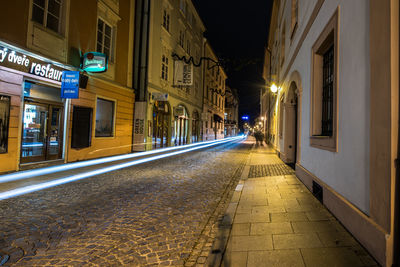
left=133, top=0, right=149, bottom=101
left=132, top=0, right=150, bottom=151
left=266, top=47, right=272, bottom=144
left=393, top=5, right=400, bottom=264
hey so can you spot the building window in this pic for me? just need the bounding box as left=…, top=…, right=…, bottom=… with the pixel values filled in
left=161, top=55, right=169, bottom=81
left=179, top=0, right=186, bottom=16
left=71, top=106, right=92, bottom=149
left=179, top=30, right=185, bottom=47
left=291, top=0, right=298, bottom=39
left=279, top=95, right=284, bottom=138
left=95, top=98, right=115, bottom=137
left=310, top=9, right=338, bottom=151
left=32, top=0, right=62, bottom=33
left=186, top=40, right=191, bottom=54
left=321, top=45, right=334, bottom=136
left=280, top=23, right=285, bottom=66
left=0, top=95, right=10, bottom=154
left=162, top=9, right=170, bottom=31
left=97, top=18, right=114, bottom=62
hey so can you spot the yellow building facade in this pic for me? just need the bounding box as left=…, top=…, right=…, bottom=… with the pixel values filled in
left=0, top=0, right=135, bottom=173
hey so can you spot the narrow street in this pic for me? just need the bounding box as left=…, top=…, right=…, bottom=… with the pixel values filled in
left=0, top=137, right=379, bottom=266
left=0, top=140, right=249, bottom=266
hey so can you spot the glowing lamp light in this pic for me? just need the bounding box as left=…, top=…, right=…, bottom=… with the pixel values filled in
left=270, top=83, right=278, bottom=93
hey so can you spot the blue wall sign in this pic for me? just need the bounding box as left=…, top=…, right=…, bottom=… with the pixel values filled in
left=61, top=71, right=80, bottom=99
left=81, top=52, right=108, bottom=73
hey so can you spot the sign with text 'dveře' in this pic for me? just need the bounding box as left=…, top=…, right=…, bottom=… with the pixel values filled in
left=0, top=43, right=64, bottom=82
left=61, top=71, right=80, bottom=99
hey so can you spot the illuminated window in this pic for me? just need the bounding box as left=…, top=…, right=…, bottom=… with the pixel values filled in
left=32, top=0, right=62, bottom=33
left=97, top=18, right=114, bottom=62
left=161, top=55, right=169, bottom=81
left=96, top=98, right=115, bottom=137
left=0, top=95, right=10, bottom=154
left=162, top=9, right=170, bottom=31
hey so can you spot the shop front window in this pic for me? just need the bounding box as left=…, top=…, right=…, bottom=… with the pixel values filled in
left=0, top=95, right=10, bottom=154
left=95, top=98, right=115, bottom=137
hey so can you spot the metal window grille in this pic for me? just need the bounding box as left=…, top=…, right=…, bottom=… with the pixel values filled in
left=321, top=45, right=334, bottom=136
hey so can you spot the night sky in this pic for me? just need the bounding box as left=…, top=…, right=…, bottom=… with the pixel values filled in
left=192, top=0, right=273, bottom=124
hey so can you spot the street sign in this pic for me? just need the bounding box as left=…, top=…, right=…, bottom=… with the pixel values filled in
left=61, top=71, right=80, bottom=99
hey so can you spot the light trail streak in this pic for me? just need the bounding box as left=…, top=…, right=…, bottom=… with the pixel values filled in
left=0, top=136, right=244, bottom=200
left=0, top=136, right=244, bottom=184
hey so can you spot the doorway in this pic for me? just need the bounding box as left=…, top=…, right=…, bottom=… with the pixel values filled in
left=192, top=111, right=200, bottom=143
left=284, top=82, right=298, bottom=168
left=174, top=105, right=189, bottom=146
left=21, top=101, right=64, bottom=163
left=152, top=101, right=170, bottom=149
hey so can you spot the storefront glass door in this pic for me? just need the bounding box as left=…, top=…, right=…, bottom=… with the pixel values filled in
left=21, top=102, right=63, bottom=163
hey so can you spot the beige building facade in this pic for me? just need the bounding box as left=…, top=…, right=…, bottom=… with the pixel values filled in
left=0, top=0, right=135, bottom=173
left=262, top=0, right=399, bottom=265
left=202, top=40, right=227, bottom=141
left=133, top=0, right=205, bottom=150
left=224, top=86, right=239, bottom=137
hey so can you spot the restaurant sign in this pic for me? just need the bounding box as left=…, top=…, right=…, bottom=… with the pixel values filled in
left=81, top=52, right=108, bottom=73
left=0, top=44, right=64, bottom=82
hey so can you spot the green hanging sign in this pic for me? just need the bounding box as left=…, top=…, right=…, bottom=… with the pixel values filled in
left=81, top=52, right=108, bottom=73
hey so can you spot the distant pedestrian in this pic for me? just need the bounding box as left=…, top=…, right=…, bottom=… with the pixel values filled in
left=254, top=130, right=264, bottom=146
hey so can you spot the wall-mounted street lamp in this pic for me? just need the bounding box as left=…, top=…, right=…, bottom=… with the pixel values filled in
left=270, top=83, right=282, bottom=93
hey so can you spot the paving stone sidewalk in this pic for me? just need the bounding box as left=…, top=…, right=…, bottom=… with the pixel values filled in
left=207, top=137, right=379, bottom=267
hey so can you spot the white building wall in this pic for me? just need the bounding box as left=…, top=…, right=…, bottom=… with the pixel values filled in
left=281, top=0, right=370, bottom=213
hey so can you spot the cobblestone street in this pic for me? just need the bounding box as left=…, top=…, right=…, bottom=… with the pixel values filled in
left=0, top=140, right=251, bottom=266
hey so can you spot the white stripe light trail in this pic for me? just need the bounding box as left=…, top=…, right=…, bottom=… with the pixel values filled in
left=0, top=136, right=245, bottom=200
left=0, top=136, right=244, bottom=184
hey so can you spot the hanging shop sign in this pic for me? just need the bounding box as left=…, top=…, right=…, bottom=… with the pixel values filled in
left=81, top=52, right=108, bottom=73
left=0, top=44, right=64, bottom=82
left=61, top=71, right=80, bottom=99
left=151, top=92, right=168, bottom=101
left=174, top=61, right=193, bottom=86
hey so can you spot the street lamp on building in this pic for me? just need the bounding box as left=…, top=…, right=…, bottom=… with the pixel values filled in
left=270, top=83, right=281, bottom=94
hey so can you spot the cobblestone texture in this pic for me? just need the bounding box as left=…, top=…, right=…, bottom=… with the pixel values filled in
left=0, top=141, right=251, bottom=266
left=248, top=164, right=295, bottom=178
